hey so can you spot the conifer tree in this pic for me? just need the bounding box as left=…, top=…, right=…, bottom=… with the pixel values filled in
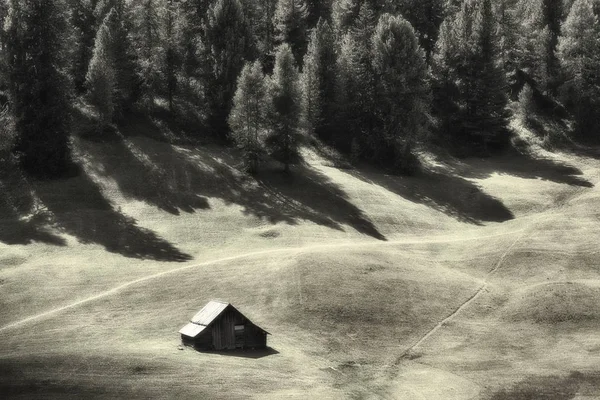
left=132, top=0, right=162, bottom=105
left=301, top=19, right=336, bottom=138
left=86, top=9, right=116, bottom=127
left=331, top=0, right=361, bottom=36
left=333, top=3, right=377, bottom=152
left=371, top=13, right=430, bottom=171
left=557, top=0, right=600, bottom=138
left=4, top=0, right=73, bottom=178
left=69, top=0, right=96, bottom=93
left=164, top=0, right=177, bottom=112
left=432, top=0, right=509, bottom=153
left=273, top=0, right=309, bottom=67
left=229, top=61, right=270, bottom=173
left=267, top=44, right=302, bottom=172
left=204, top=0, right=252, bottom=138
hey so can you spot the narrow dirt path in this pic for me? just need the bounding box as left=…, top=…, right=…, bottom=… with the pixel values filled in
left=398, top=226, right=528, bottom=358
left=0, top=229, right=528, bottom=334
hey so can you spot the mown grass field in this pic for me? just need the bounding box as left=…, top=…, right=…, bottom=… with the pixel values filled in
left=1, top=122, right=599, bottom=399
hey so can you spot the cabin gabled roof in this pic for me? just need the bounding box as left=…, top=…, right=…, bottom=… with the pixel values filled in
left=179, top=301, right=270, bottom=339
left=191, top=300, right=229, bottom=326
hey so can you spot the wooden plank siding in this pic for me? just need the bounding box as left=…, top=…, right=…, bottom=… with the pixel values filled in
left=180, top=302, right=268, bottom=351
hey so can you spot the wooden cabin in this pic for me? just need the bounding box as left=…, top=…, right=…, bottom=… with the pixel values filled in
left=179, top=301, right=269, bottom=351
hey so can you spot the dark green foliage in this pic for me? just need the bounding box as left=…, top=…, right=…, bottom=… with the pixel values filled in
left=266, top=43, right=303, bottom=172
left=4, top=0, right=73, bottom=178
left=204, top=0, right=252, bottom=138
left=229, top=61, right=270, bottom=173
left=557, top=0, right=600, bottom=140
left=432, top=0, right=511, bottom=154
left=273, top=0, right=309, bottom=68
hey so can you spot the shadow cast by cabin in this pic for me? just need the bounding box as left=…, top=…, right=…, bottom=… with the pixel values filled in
left=192, top=346, right=279, bottom=359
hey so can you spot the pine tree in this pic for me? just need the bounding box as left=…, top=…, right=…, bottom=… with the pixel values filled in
left=164, top=0, right=177, bottom=112
left=371, top=13, right=431, bottom=171
left=4, top=0, right=73, bottom=178
left=331, top=0, right=361, bottom=36
left=557, top=0, right=600, bottom=139
left=333, top=3, right=377, bottom=152
left=132, top=0, right=162, bottom=105
left=301, top=19, right=336, bottom=138
left=204, top=0, right=252, bottom=138
left=515, top=0, right=565, bottom=94
left=267, top=43, right=302, bottom=172
left=86, top=9, right=116, bottom=127
left=432, top=0, right=510, bottom=153
left=392, top=0, right=446, bottom=63
left=69, top=0, right=96, bottom=93
left=273, top=0, right=309, bottom=67
left=229, top=61, right=270, bottom=173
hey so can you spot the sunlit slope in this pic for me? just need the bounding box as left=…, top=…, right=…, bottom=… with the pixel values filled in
left=1, top=130, right=599, bottom=399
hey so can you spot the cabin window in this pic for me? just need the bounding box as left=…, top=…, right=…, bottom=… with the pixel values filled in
left=234, top=324, right=245, bottom=332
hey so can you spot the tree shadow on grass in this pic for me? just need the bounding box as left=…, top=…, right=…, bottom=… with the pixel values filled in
left=452, top=150, right=594, bottom=188
left=0, top=168, right=66, bottom=246
left=0, top=203, right=66, bottom=246
left=349, top=166, right=514, bottom=225
left=31, top=169, right=192, bottom=262
left=76, top=116, right=385, bottom=240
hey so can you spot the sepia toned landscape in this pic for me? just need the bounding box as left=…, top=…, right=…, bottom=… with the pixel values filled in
left=1, top=0, right=600, bottom=398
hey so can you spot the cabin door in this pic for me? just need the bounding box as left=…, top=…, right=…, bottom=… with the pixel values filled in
left=235, top=324, right=245, bottom=349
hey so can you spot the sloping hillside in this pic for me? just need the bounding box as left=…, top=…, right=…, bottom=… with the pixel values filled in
left=1, top=122, right=599, bottom=399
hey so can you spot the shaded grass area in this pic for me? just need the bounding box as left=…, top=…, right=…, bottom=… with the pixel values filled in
left=452, top=149, right=594, bottom=188
left=32, top=170, right=192, bottom=262
left=350, top=166, right=514, bottom=225
left=79, top=115, right=386, bottom=240
left=487, top=371, right=600, bottom=400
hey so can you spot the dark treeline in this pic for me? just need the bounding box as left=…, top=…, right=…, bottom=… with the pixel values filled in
left=0, top=0, right=599, bottom=178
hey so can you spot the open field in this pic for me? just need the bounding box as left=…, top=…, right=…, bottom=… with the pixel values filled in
left=1, top=126, right=600, bottom=399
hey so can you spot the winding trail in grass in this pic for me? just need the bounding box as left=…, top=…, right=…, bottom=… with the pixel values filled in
left=399, top=218, right=532, bottom=358
left=0, top=228, right=532, bottom=334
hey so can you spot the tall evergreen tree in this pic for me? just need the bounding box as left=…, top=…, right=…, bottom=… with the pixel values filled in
left=331, top=0, right=361, bottom=36
left=301, top=19, right=336, bottom=138
left=132, top=0, right=162, bottom=105
left=68, top=0, right=97, bottom=93
left=86, top=8, right=116, bottom=127
left=273, top=0, right=309, bottom=67
left=390, top=0, right=446, bottom=63
left=229, top=61, right=270, bottom=173
left=164, top=0, right=177, bottom=112
left=371, top=13, right=431, bottom=171
left=557, top=0, right=600, bottom=139
left=204, top=0, right=252, bottom=138
left=267, top=43, right=302, bottom=172
left=333, top=2, right=377, bottom=152
left=4, top=0, right=73, bottom=178
left=432, top=0, right=510, bottom=153
left=515, top=0, right=565, bottom=94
